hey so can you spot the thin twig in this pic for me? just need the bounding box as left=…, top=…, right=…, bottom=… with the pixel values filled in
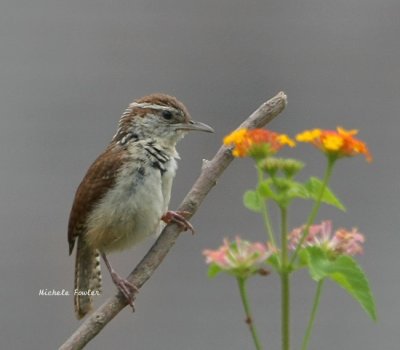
left=59, top=91, right=288, bottom=350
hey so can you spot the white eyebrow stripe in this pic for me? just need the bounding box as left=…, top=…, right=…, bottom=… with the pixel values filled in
left=130, top=102, right=178, bottom=112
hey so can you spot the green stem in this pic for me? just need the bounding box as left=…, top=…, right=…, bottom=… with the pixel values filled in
left=281, top=273, right=290, bottom=350
left=237, top=278, right=264, bottom=350
left=289, top=158, right=336, bottom=266
left=301, top=280, right=325, bottom=350
left=280, top=206, right=290, bottom=350
left=257, top=166, right=277, bottom=247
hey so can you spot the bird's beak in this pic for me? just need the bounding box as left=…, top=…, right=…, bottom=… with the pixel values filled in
left=178, top=120, right=215, bottom=133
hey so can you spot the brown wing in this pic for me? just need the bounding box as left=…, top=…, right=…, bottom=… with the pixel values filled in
left=68, top=145, right=125, bottom=255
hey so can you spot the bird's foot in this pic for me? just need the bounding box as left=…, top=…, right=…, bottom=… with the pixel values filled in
left=110, top=271, right=138, bottom=311
left=161, top=210, right=194, bottom=234
left=101, top=252, right=138, bottom=311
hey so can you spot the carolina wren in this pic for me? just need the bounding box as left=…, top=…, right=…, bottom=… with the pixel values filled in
left=68, top=93, right=214, bottom=319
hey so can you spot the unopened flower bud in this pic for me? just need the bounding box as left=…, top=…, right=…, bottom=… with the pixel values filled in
left=281, top=158, right=304, bottom=178
left=259, top=157, right=283, bottom=176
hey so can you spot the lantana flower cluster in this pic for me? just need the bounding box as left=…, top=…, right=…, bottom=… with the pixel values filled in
left=296, top=127, right=372, bottom=162
left=208, top=126, right=371, bottom=272
left=223, top=128, right=295, bottom=158
left=288, top=220, right=365, bottom=256
left=203, top=237, right=272, bottom=278
left=203, top=124, right=375, bottom=350
left=224, top=126, right=372, bottom=162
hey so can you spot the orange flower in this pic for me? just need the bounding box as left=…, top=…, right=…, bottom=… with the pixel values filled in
left=296, top=127, right=372, bottom=161
left=223, top=128, right=295, bottom=158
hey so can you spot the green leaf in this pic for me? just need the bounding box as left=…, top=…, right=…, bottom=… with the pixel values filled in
left=258, top=180, right=275, bottom=199
left=266, top=253, right=280, bottom=270
left=258, top=178, right=309, bottom=208
left=243, top=190, right=262, bottom=212
left=304, top=247, right=377, bottom=321
left=293, top=248, right=312, bottom=270
left=207, top=263, right=223, bottom=278
left=305, top=177, right=346, bottom=211
left=286, top=181, right=309, bottom=200
left=304, top=246, right=331, bottom=281
left=328, top=256, right=377, bottom=321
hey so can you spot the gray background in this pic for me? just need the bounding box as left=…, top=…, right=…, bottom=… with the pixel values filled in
left=0, top=0, right=398, bottom=349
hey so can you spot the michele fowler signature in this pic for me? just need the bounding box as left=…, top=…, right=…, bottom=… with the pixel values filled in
left=38, top=289, right=101, bottom=296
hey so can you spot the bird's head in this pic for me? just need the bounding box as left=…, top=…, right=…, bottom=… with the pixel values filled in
left=114, top=93, right=214, bottom=147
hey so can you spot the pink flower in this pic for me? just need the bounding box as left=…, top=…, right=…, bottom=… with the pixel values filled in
left=203, top=237, right=271, bottom=278
left=331, top=228, right=365, bottom=255
left=288, top=220, right=365, bottom=256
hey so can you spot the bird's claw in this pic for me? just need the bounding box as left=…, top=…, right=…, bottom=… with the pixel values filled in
left=161, top=210, right=194, bottom=234
left=110, top=271, right=138, bottom=311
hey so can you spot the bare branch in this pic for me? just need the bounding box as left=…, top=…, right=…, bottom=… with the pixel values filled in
left=59, top=91, right=288, bottom=350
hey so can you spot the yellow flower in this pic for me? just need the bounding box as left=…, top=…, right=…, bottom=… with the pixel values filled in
left=322, top=134, right=344, bottom=151
left=296, top=129, right=322, bottom=142
left=296, top=127, right=372, bottom=162
left=223, top=129, right=248, bottom=146
left=277, top=134, right=296, bottom=147
left=223, top=129, right=249, bottom=157
left=223, top=128, right=295, bottom=158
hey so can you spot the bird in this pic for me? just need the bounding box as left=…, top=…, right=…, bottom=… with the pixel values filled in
left=68, top=93, right=214, bottom=319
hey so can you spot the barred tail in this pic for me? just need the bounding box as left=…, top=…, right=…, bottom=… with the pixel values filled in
left=74, top=238, right=102, bottom=319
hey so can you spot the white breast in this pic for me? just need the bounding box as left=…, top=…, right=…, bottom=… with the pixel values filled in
left=86, top=152, right=178, bottom=253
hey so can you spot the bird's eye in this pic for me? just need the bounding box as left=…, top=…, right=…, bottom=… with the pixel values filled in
left=162, top=110, right=173, bottom=120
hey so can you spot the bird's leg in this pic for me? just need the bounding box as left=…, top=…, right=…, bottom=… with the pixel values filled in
left=161, top=210, right=194, bottom=234
left=100, top=252, right=138, bottom=311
